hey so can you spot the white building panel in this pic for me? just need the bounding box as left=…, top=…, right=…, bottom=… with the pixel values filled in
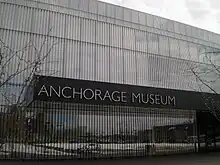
left=135, top=30, right=148, bottom=52
left=65, top=15, right=81, bottom=40
left=96, top=21, right=110, bottom=45
left=147, top=33, right=159, bottom=54
left=188, top=43, right=199, bottom=62
left=110, top=24, right=123, bottom=48
left=198, top=45, right=206, bottom=63
left=167, top=20, right=174, bottom=32
left=39, top=37, right=64, bottom=78
left=68, top=0, right=80, bottom=10
left=109, top=48, right=124, bottom=84
left=14, top=5, right=32, bottom=32
left=169, top=38, right=180, bottom=58
left=156, top=55, right=167, bottom=88
left=29, top=34, right=48, bottom=76
left=179, top=23, right=186, bottom=35
left=115, top=5, right=123, bottom=20
left=136, top=53, right=149, bottom=86
left=123, top=27, right=135, bottom=50
left=96, top=45, right=110, bottom=82
left=168, top=58, right=181, bottom=89
left=179, top=40, right=190, bottom=60
left=79, top=43, right=96, bottom=81
left=1, top=30, right=31, bottom=84
left=81, top=18, right=96, bottom=43
left=159, top=35, right=169, bottom=56
left=0, top=3, right=17, bottom=29
left=97, top=3, right=107, bottom=21
left=159, top=18, right=168, bottom=31
left=106, top=3, right=115, bottom=18
left=185, top=25, right=192, bottom=37
left=32, top=8, right=50, bottom=35
left=123, top=8, right=131, bottom=22
left=158, top=57, right=170, bottom=89
left=131, top=10, right=139, bottom=24
left=174, top=22, right=180, bottom=34
left=147, top=55, right=157, bottom=87
left=64, top=40, right=80, bottom=79
left=138, top=12, right=146, bottom=26
left=49, top=12, right=66, bottom=38
left=89, top=0, right=98, bottom=14
left=98, top=1, right=106, bottom=16
left=179, top=61, right=197, bottom=90
left=123, top=50, right=136, bottom=85
left=154, top=16, right=162, bottom=29
left=0, top=0, right=220, bottom=93
left=146, top=14, right=154, bottom=27
left=79, top=0, right=89, bottom=12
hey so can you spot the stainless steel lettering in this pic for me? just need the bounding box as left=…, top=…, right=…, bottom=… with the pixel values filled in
left=50, top=86, right=60, bottom=97
left=72, top=88, right=83, bottom=99
left=83, top=88, right=95, bottom=100
left=132, top=93, right=141, bottom=103
left=168, top=96, right=176, bottom=106
left=103, top=90, right=112, bottom=101
left=161, top=96, right=168, bottom=105
left=149, top=94, right=155, bottom=104
left=155, top=95, right=160, bottom=105
left=111, top=91, right=120, bottom=102
left=61, top=86, right=71, bottom=98
left=121, top=92, right=127, bottom=103
left=38, top=85, right=49, bottom=96
left=95, top=89, right=103, bottom=100
left=37, top=85, right=176, bottom=106
left=141, top=94, right=149, bottom=104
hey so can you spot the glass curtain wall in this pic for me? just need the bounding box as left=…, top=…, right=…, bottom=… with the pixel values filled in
left=1, top=103, right=197, bottom=159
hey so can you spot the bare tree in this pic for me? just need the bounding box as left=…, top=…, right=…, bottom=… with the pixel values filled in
left=186, top=48, right=220, bottom=122
left=0, top=29, right=58, bottom=154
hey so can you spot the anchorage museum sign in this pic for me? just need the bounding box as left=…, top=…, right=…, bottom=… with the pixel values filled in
left=31, top=75, right=219, bottom=111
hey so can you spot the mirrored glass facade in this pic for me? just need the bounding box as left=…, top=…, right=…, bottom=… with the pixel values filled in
left=0, top=0, right=220, bottom=159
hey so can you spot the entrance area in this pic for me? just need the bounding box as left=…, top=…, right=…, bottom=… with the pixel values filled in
left=17, top=103, right=198, bottom=158
left=196, top=111, right=220, bottom=153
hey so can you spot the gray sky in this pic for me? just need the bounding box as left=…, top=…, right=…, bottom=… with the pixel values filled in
left=101, top=0, right=220, bottom=34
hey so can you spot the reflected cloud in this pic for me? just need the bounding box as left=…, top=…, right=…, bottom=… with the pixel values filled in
left=185, top=0, right=211, bottom=20
left=208, top=0, right=220, bottom=10
left=187, top=9, right=210, bottom=20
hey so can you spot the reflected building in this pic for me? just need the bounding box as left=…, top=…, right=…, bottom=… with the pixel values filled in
left=154, top=123, right=194, bottom=143
left=1, top=0, right=220, bottom=159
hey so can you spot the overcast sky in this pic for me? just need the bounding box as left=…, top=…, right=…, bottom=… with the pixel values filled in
left=101, top=0, right=220, bottom=34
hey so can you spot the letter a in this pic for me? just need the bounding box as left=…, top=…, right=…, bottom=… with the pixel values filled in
left=38, top=85, right=49, bottom=96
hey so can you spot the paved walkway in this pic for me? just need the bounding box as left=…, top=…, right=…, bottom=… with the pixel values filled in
left=1, top=153, right=220, bottom=165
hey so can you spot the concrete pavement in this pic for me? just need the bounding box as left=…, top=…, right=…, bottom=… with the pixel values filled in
left=1, top=153, right=220, bottom=165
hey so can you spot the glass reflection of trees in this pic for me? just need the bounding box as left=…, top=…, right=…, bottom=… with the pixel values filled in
left=24, top=108, right=196, bottom=145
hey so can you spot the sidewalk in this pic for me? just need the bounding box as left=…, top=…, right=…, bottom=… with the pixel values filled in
left=1, top=153, right=220, bottom=165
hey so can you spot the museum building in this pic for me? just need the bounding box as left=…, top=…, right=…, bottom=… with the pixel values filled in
left=1, top=0, right=220, bottom=159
